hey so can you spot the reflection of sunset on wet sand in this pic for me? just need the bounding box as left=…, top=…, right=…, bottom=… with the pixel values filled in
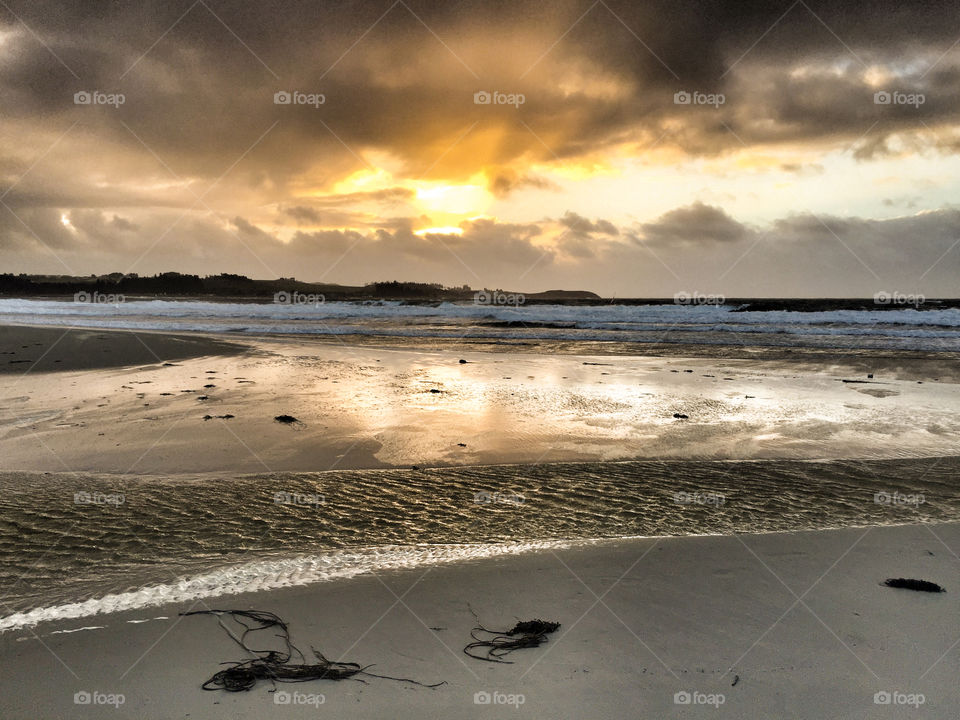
left=4, top=331, right=960, bottom=474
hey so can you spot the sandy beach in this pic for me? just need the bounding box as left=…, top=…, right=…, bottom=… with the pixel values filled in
left=1, top=323, right=959, bottom=718
left=0, top=523, right=956, bottom=719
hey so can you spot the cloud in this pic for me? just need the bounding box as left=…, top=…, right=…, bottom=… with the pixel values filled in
left=4, top=201, right=960, bottom=298
left=4, top=0, right=960, bottom=293
left=559, top=211, right=619, bottom=236
left=640, top=202, right=751, bottom=245
left=4, top=0, right=960, bottom=197
left=489, top=171, right=560, bottom=198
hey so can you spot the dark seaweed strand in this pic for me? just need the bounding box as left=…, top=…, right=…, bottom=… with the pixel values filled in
left=463, top=605, right=561, bottom=663
left=182, top=610, right=445, bottom=691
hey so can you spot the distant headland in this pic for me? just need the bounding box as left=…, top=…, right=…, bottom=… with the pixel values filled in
left=0, top=273, right=600, bottom=303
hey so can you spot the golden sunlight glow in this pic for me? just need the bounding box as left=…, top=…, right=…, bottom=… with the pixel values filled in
left=863, top=65, right=892, bottom=88
left=414, top=182, right=489, bottom=216
left=60, top=214, right=71, bottom=227
left=330, top=167, right=396, bottom=195
left=414, top=226, right=464, bottom=236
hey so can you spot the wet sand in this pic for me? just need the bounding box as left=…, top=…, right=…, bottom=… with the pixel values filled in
left=1, top=324, right=959, bottom=473
left=2, top=323, right=960, bottom=718
left=0, top=324, right=244, bottom=374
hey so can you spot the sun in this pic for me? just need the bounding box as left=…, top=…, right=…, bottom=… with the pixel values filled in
left=414, top=226, right=464, bottom=237
left=413, top=183, right=489, bottom=216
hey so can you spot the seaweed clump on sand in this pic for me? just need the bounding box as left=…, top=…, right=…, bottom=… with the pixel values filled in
left=182, top=610, right=445, bottom=692
left=883, top=578, right=945, bottom=593
left=464, top=607, right=561, bottom=663
left=274, top=414, right=299, bottom=424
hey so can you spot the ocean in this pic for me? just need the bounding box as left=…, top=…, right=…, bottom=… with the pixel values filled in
left=1, top=298, right=960, bottom=352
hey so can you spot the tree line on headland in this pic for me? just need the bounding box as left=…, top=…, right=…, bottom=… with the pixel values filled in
left=0, top=272, right=600, bottom=303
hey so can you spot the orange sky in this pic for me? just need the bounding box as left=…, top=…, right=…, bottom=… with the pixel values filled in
left=2, top=0, right=959, bottom=295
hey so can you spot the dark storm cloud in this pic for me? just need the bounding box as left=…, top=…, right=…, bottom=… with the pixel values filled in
left=3, top=0, right=960, bottom=190
left=3, top=0, right=960, bottom=293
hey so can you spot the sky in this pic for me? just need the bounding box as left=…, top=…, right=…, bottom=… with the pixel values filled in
left=1, top=0, right=959, bottom=297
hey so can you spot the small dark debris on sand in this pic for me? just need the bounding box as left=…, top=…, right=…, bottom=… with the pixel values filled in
left=429, top=388, right=442, bottom=393
left=159, top=392, right=173, bottom=396
left=457, top=442, right=467, bottom=447
left=162, top=362, right=177, bottom=366
left=275, top=414, right=299, bottom=424
left=883, top=578, right=945, bottom=593
left=673, top=413, right=689, bottom=419
left=732, top=675, right=740, bottom=687
left=203, top=384, right=216, bottom=388
left=204, top=414, right=235, bottom=421
left=459, top=359, right=468, bottom=364
left=205, top=370, right=217, bottom=374
left=197, top=395, right=209, bottom=400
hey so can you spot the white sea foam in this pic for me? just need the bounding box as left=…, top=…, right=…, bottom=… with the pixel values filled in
left=2, top=298, right=959, bottom=350
left=0, top=539, right=588, bottom=633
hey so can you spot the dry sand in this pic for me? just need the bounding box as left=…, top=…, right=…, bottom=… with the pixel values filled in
left=0, top=523, right=957, bottom=719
